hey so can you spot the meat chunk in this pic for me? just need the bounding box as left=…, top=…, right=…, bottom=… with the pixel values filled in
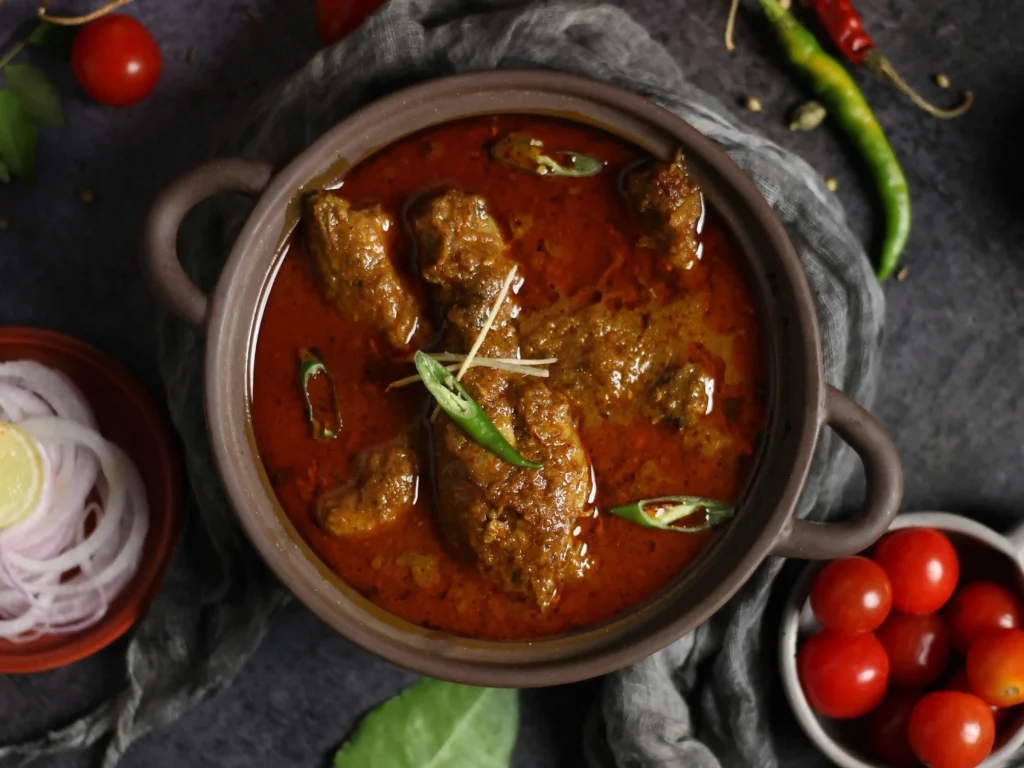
left=520, top=297, right=721, bottom=428
left=645, top=363, right=714, bottom=428
left=303, top=192, right=428, bottom=350
left=625, top=151, right=704, bottom=271
left=413, top=190, right=592, bottom=610
left=413, top=190, right=519, bottom=358
left=315, top=439, right=420, bottom=536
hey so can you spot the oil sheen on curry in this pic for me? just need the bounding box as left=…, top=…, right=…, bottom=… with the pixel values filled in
left=251, top=115, right=766, bottom=641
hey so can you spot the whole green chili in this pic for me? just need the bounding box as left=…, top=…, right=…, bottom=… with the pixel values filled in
left=298, top=347, right=342, bottom=440
left=758, top=0, right=910, bottom=281
left=490, top=133, right=604, bottom=178
left=608, top=496, right=735, bottom=532
left=413, top=351, right=542, bottom=469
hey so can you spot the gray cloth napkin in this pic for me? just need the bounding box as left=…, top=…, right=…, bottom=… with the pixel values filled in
left=0, top=1, right=883, bottom=766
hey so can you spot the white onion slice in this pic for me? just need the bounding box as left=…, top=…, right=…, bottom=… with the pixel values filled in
left=0, top=363, right=150, bottom=641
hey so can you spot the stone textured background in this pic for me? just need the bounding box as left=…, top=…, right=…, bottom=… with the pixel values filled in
left=1, top=0, right=1021, bottom=765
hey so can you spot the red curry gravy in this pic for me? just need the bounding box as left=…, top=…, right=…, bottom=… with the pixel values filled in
left=251, top=115, right=765, bottom=640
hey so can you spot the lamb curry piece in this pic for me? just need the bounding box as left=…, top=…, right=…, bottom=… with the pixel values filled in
left=251, top=115, right=765, bottom=640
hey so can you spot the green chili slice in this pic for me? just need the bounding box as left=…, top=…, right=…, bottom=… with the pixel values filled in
left=414, top=351, right=542, bottom=469
left=490, top=133, right=603, bottom=178
left=608, top=495, right=735, bottom=532
left=298, top=347, right=342, bottom=441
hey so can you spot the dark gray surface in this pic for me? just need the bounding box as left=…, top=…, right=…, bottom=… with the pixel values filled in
left=0, top=0, right=1021, bottom=765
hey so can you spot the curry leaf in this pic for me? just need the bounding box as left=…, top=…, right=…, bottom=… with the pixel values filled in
left=28, top=24, right=78, bottom=60
left=3, top=64, right=63, bottom=126
left=334, top=679, right=519, bottom=768
left=0, top=91, right=37, bottom=181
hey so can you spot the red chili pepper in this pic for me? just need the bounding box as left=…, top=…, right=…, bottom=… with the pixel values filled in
left=812, top=0, right=972, bottom=119
left=813, top=0, right=873, bottom=65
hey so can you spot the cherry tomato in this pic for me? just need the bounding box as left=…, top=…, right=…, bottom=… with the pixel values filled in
left=966, top=629, right=1024, bottom=707
left=908, top=691, right=995, bottom=768
left=868, top=689, right=920, bottom=768
left=797, top=630, right=889, bottom=719
left=876, top=611, right=951, bottom=688
left=947, top=581, right=1024, bottom=653
left=873, top=528, right=959, bottom=615
left=946, top=669, right=1008, bottom=727
left=315, top=0, right=385, bottom=46
left=71, top=15, right=161, bottom=107
left=809, top=556, right=892, bottom=635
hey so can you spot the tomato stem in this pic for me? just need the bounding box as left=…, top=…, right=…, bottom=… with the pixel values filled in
left=38, top=0, right=136, bottom=26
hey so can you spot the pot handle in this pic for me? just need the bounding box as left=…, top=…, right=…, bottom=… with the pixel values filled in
left=142, top=158, right=274, bottom=327
left=771, top=385, right=903, bottom=559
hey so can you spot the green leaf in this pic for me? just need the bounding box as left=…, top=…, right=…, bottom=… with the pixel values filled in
left=334, top=679, right=519, bottom=768
left=0, top=91, right=38, bottom=181
left=27, top=24, right=79, bottom=60
left=3, top=64, right=63, bottom=126
left=0, top=159, right=9, bottom=183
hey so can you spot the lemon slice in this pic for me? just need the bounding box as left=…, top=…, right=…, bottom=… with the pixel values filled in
left=0, top=422, right=44, bottom=529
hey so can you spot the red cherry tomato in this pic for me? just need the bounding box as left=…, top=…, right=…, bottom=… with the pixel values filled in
left=809, top=556, right=892, bottom=635
left=71, top=15, right=161, bottom=107
left=797, top=630, right=889, bottom=719
left=873, top=528, right=959, bottom=615
left=966, top=629, right=1024, bottom=707
left=947, top=581, right=1024, bottom=653
left=876, top=611, right=951, bottom=688
left=908, top=691, right=995, bottom=768
left=868, top=690, right=920, bottom=768
left=315, top=0, right=385, bottom=46
left=946, top=669, right=1008, bottom=727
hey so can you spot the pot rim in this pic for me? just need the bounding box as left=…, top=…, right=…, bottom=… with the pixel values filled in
left=193, top=71, right=858, bottom=686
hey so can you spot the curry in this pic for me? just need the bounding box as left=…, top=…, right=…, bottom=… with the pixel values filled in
left=251, top=114, right=766, bottom=641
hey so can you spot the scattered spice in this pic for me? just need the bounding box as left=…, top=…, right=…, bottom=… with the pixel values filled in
left=789, top=100, right=827, bottom=131
left=934, top=73, right=950, bottom=89
left=744, top=96, right=763, bottom=112
left=78, top=188, right=94, bottom=204
left=895, top=266, right=909, bottom=281
left=825, top=177, right=838, bottom=192
left=186, top=45, right=197, bottom=63
left=810, top=0, right=971, bottom=118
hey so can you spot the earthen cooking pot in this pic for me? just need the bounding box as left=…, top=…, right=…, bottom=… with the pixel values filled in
left=142, top=71, right=903, bottom=687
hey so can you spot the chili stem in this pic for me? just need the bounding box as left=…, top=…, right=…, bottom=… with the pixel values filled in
left=724, top=0, right=740, bottom=51
left=38, top=0, right=135, bottom=25
left=866, top=51, right=973, bottom=120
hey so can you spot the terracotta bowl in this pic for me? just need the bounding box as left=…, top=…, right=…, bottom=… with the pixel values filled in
left=780, top=511, right=1024, bottom=767
left=142, top=71, right=902, bottom=686
left=0, top=327, right=182, bottom=672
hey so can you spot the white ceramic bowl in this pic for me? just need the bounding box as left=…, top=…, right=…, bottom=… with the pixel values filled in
left=780, top=511, right=1024, bottom=767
